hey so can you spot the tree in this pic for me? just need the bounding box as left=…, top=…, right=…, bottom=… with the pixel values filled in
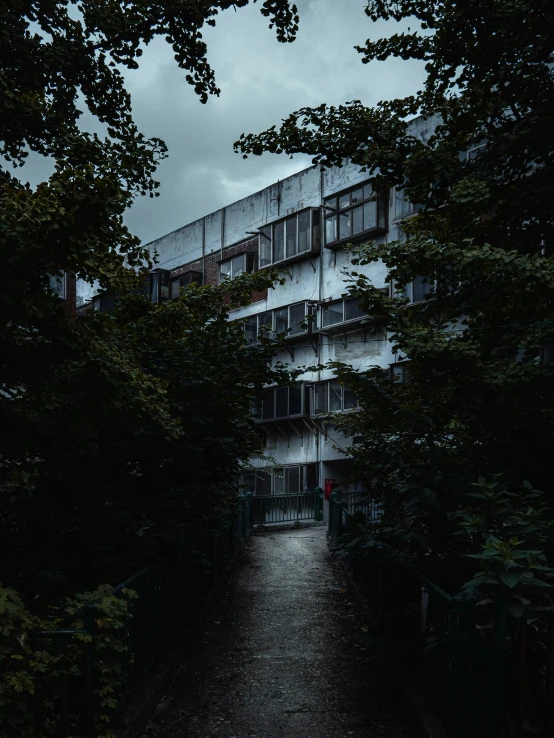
left=0, top=0, right=299, bottom=596
left=236, top=0, right=554, bottom=588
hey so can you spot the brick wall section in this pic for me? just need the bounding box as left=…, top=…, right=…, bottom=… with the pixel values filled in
left=170, top=237, right=268, bottom=303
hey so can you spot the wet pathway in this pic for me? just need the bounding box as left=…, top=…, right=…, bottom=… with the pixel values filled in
left=145, top=527, right=416, bottom=738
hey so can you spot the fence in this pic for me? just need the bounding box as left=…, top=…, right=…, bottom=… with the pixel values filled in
left=328, top=491, right=554, bottom=738
left=28, top=493, right=253, bottom=738
left=251, top=489, right=323, bottom=526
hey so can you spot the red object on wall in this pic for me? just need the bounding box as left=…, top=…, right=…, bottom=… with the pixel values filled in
left=324, top=479, right=337, bottom=500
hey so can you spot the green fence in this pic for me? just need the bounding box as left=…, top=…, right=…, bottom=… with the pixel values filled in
left=251, top=489, right=323, bottom=526
left=29, top=493, right=253, bottom=738
left=328, top=491, right=554, bottom=738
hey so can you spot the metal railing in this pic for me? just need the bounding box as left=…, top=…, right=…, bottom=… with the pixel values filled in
left=328, top=495, right=554, bottom=738
left=251, top=489, right=323, bottom=526
left=28, top=493, right=253, bottom=738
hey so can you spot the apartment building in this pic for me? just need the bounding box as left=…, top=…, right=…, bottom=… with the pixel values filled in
left=77, top=114, right=438, bottom=517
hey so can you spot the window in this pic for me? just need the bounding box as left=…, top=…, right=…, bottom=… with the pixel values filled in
left=169, top=271, right=203, bottom=299
left=258, top=208, right=321, bottom=267
left=324, top=182, right=387, bottom=247
left=320, top=296, right=366, bottom=329
left=260, top=385, right=304, bottom=421
left=149, top=269, right=171, bottom=303
left=391, top=362, right=411, bottom=383
left=394, top=188, right=424, bottom=219
left=49, top=273, right=66, bottom=299
left=219, top=252, right=255, bottom=282
left=92, top=294, right=115, bottom=313
left=243, top=302, right=315, bottom=343
left=394, top=276, right=432, bottom=304
left=459, top=139, right=487, bottom=162
left=312, top=381, right=359, bottom=414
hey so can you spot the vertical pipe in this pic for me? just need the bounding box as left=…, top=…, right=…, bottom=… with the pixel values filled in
left=201, top=217, right=206, bottom=284
left=220, top=208, right=226, bottom=260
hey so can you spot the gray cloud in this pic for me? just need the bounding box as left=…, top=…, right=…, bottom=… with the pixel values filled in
left=122, top=0, right=426, bottom=244
left=10, top=1, right=426, bottom=246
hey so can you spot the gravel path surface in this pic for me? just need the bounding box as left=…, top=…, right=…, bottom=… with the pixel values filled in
left=145, top=526, right=417, bottom=738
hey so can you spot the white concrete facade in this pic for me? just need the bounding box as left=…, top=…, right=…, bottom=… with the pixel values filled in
left=104, top=115, right=439, bottom=509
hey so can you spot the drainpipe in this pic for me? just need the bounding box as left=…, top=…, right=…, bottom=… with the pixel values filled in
left=201, top=217, right=206, bottom=284
left=220, top=208, right=226, bottom=260
left=318, top=165, right=325, bottom=494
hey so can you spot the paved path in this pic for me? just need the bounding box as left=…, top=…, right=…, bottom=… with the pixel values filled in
left=145, top=527, right=416, bottom=738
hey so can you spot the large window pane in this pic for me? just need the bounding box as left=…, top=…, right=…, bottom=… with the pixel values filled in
left=263, top=390, right=275, bottom=420
left=363, top=200, right=377, bottom=230
left=314, top=382, right=328, bottom=414
left=285, top=467, right=301, bottom=494
left=344, top=297, right=365, bottom=321
left=363, top=183, right=373, bottom=200
left=339, top=211, right=351, bottom=240
left=273, top=221, right=285, bottom=262
left=232, top=253, right=246, bottom=277
left=343, top=388, right=358, bottom=409
left=339, top=192, right=350, bottom=209
left=274, top=307, right=288, bottom=334
left=259, top=226, right=272, bottom=267
left=329, top=381, right=342, bottom=411
left=322, top=301, right=343, bottom=326
left=257, top=470, right=271, bottom=495
left=378, top=195, right=387, bottom=229
left=351, top=187, right=363, bottom=205
left=275, top=387, right=288, bottom=418
left=258, top=311, right=273, bottom=336
left=170, top=278, right=181, bottom=300
left=289, top=302, right=306, bottom=335
left=325, top=215, right=337, bottom=244
left=298, top=210, right=310, bottom=252
left=273, top=468, right=285, bottom=495
left=412, top=275, right=431, bottom=303
left=245, top=315, right=257, bottom=343
left=219, top=261, right=231, bottom=282
left=352, top=206, right=363, bottom=235
left=324, top=196, right=337, bottom=212
left=289, top=385, right=302, bottom=416
left=286, top=215, right=297, bottom=258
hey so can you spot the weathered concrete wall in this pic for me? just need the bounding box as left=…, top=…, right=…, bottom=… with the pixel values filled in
left=74, top=113, right=439, bottom=491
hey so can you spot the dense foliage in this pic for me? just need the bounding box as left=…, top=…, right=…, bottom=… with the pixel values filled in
left=237, top=0, right=554, bottom=593
left=0, top=0, right=299, bottom=597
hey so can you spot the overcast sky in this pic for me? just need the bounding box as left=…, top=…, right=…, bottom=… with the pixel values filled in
left=21, top=0, right=427, bottom=245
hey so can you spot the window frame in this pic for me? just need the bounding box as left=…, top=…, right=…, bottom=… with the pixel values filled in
left=238, top=466, right=307, bottom=495
left=323, top=181, right=388, bottom=249
left=258, top=384, right=306, bottom=422
left=218, top=251, right=255, bottom=283
left=48, top=273, right=66, bottom=299
left=392, top=276, right=433, bottom=305
left=393, top=187, right=424, bottom=220
left=258, top=207, right=321, bottom=268
left=243, top=301, right=316, bottom=343
left=169, top=270, right=203, bottom=299
left=319, top=296, right=367, bottom=331
left=311, top=380, right=360, bottom=415
left=391, top=362, right=411, bottom=383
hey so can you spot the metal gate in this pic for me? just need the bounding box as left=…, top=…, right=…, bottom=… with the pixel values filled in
left=251, top=490, right=323, bottom=526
